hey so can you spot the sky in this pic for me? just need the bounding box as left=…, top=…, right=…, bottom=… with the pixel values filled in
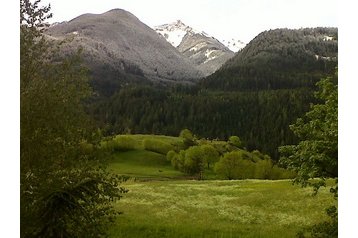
left=43, top=0, right=338, bottom=43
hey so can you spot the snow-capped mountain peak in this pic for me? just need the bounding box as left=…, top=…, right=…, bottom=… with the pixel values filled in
left=154, top=20, right=208, bottom=47
left=154, top=20, right=246, bottom=52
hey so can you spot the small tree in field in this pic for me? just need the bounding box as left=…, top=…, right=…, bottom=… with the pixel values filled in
left=200, top=144, right=220, bottom=169
left=215, top=151, right=254, bottom=179
left=183, top=146, right=204, bottom=178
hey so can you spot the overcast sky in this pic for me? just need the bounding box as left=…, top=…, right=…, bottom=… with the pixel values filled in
left=44, top=0, right=338, bottom=43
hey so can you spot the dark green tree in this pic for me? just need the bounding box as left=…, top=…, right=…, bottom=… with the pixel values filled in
left=20, top=1, right=126, bottom=237
left=279, top=72, right=338, bottom=190
left=279, top=71, right=338, bottom=237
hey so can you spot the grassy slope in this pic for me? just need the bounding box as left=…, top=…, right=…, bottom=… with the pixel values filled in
left=106, top=134, right=187, bottom=180
left=106, top=134, right=336, bottom=237
left=108, top=150, right=185, bottom=179
left=110, top=179, right=336, bottom=238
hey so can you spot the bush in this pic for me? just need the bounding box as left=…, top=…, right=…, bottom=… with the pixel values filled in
left=179, top=129, right=196, bottom=148
left=100, top=138, right=117, bottom=152
left=254, top=158, right=273, bottom=179
left=200, top=144, right=220, bottom=169
left=269, top=165, right=296, bottom=180
left=143, top=139, right=174, bottom=155
left=182, top=146, right=204, bottom=176
left=227, top=136, right=243, bottom=149
left=170, top=150, right=185, bottom=170
left=215, top=151, right=255, bottom=179
left=113, top=135, right=137, bottom=151
left=166, top=150, right=177, bottom=161
left=214, top=150, right=294, bottom=180
left=211, top=141, right=229, bottom=155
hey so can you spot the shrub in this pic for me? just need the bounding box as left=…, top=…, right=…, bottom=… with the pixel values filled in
left=227, top=136, right=243, bottom=149
left=183, top=146, right=204, bottom=176
left=143, top=139, right=174, bottom=155
left=269, top=165, right=296, bottom=180
left=113, top=135, right=137, bottom=151
left=170, top=150, right=185, bottom=170
left=215, top=151, right=255, bottom=179
left=100, top=138, right=117, bottom=152
left=211, top=141, right=228, bottom=155
left=179, top=129, right=196, bottom=148
left=254, top=158, right=273, bottom=179
left=200, top=144, right=220, bottom=169
left=166, top=150, right=177, bottom=161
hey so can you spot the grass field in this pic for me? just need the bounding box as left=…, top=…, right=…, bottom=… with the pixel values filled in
left=105, top=134, right=187, bottom=179
left=105, top=134, right=336, bottom=237
left=108, top=150, right=186, bottom=180
left=109, top=179, right=336, bottom=238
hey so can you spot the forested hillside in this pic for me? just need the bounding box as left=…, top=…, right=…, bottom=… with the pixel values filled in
left=90, top=28, right=337, bottom=160
left=200, top=28, right=337, bottom=91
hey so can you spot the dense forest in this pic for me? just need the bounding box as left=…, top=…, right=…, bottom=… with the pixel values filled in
left=90, top=85, right=314, bottom=160
left=89, top=28, right=337, bottom=160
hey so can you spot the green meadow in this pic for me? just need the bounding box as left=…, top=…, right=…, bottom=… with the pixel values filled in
left=109, top=180, right=335, bottom=238
left=104, top=134, right=336, bottom=237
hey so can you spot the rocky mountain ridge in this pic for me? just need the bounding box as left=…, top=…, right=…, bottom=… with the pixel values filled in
left=45, top=9, right=205, bottom=95
left=154, top=20, right=238, bottom=76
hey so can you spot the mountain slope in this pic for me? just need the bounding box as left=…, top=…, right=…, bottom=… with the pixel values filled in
left=45, top=9, right=204, bottom=95
left=91, top=27, right=338, bottom=159
left=154, top=20, right=235, bottom=76
left=200, top=27, right=338, bottom=91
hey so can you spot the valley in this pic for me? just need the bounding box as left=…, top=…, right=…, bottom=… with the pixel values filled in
left=20, top=1, right=339, bottom=237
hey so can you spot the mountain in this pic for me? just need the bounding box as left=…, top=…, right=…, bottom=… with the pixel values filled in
left=45, top=9, right=204, bottom=96
left=154, top=20, right=236, bottom=76
left=220, top=38, right=246, bottom=52
left=91, top=27, right=338, bottom=160
left=200, top=27, right=338, bottom=91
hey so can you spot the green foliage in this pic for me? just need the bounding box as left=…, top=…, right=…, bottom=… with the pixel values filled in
left=179, top=128, right=197, bottom=148
left=279, top=72, right=338, bottom=237
left=214, top=150, right=295, bottom=180
left=166, top=150, right=177, bottom=162
left=100, top=137, right=117, bottom=152
left=215, top=151, right=254, bottom=179
left=279, top=72, right=338, bottom=190
left=20, top=1, right=125, bottom=237
left=200, top=144, right=220, bottom=169
left=92, top=85, right=314, bottom=160
left=254, top=158, right=273, bottom=179
left=164, top=134, right=293, bottom=180
left=113, top=135, right=138, bottom=151
left=22, top=168, right=127, bottom=237
left=309, top=206, right=338, bottom=238
left=143, top=138, right=174, bottom=155
left=200, top=28, right=337, bottom=91
left=228, top=136, right=243, bottom=149
left=182, top=146, right=205, bottom=177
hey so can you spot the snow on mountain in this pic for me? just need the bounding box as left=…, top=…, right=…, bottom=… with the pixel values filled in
left=221, top=38, right=246, bottom=52
left=154, top=20, right=208, bottom=47
left=154, top=20, right=245, bottom=52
